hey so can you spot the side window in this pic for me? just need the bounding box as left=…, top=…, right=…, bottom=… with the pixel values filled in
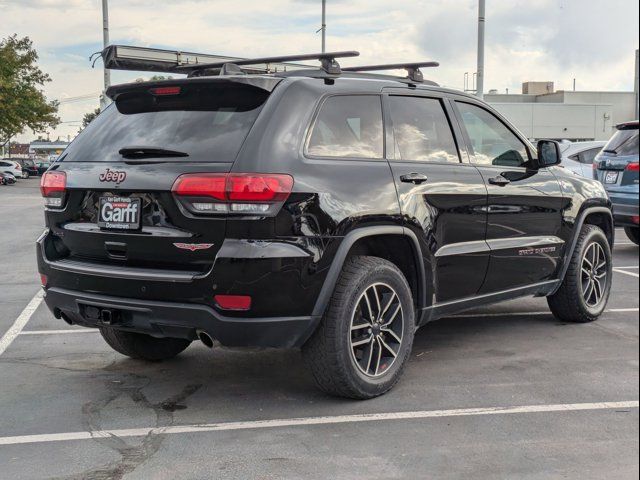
left=307, top=95, right=383, bottom=159
left=388, top=96, right=460, bottom=163
left=578, top=147, right=602, bottom=164
left=457, top=102, right=529, bottom=167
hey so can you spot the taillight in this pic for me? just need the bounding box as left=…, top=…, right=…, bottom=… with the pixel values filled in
left=172, top=173, right=293, bottom=215
left=625, top=162, right=639, bottom=172
left=40, top=171, right=66, bottom=208
left=149, top=86, right=181, bottom=96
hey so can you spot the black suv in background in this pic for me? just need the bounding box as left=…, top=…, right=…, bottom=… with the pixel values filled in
left=37, top=52, right=614, bottom=398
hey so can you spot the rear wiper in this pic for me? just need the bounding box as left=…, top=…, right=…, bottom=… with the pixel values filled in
left=119, top=146, right=189, bottom=160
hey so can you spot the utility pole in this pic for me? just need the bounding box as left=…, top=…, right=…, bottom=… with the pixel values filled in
left=321, top=0, right=327, bottom=53
left=635, top=49, right=639, bottom=120
left=100, top=0, right=111, bottom=110
left=476, top=0, right=485, bottom=99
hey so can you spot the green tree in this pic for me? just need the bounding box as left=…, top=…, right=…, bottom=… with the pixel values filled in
left=81, top=107, right=101, bottom=129
left=0, top=35, right=59, bottom=148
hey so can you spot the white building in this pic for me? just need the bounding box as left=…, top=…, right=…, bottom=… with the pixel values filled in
left=485, top=82, right=637, bottom=141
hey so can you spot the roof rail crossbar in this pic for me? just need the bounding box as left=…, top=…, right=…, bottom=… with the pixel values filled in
left=177, top=51, right=360, bottom=75
left=342, top=61, right=439, bottom=82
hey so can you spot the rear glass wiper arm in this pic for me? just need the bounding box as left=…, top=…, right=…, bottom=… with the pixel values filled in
left=119, top=146, right=189, bottom=159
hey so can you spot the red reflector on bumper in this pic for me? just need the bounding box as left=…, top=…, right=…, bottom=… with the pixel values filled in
left=40, top=273, right=48, bottom=287
left=214, top=295, right=252, bottom=311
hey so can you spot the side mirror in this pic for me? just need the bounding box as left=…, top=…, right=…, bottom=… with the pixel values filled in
left=536, top=139, right=561, bottom=168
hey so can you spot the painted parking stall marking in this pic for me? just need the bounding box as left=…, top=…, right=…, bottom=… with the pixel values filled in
left=0, top=400, right=637, bottom=446
left=0, top=290, right=43, bottom=356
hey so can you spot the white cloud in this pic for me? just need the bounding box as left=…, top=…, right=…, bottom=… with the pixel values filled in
left=1, top=0, right=638, bottom=142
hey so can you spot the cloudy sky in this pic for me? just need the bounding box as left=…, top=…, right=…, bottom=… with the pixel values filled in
left=2, top=0, right=638, bottom=142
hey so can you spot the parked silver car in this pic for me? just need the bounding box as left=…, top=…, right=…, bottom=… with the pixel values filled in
left=559, top=141, right=606, bottom=177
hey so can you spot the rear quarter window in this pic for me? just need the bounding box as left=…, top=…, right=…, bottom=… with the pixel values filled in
left=306, top=95, right=384, bottom=159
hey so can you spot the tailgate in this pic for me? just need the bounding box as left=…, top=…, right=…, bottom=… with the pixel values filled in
left=45, top=162, right=231, bottom=272
left=42, top=79, right=273, bottom=272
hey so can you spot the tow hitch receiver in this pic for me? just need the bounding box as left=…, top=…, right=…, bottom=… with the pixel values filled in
left=83, top=305, right=121, bottom=325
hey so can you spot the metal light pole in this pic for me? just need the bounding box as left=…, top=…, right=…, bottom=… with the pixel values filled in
left=635, top=49, right=639, bottom=120
left=321, top=0, right=326, bottom=53
left=100, top=0, right=111, bottom=110
left=476, top=0, right=485, bottom=99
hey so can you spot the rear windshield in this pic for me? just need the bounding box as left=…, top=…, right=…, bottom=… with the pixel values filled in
left=603, top=127, right=639, bottom=157
left=61, top=83, right=270, bottom=163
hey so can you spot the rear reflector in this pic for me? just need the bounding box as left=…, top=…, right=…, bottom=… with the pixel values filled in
left=40, top=171, right=66, bottom=197
left=632, top=216, right=640, bottom=225
left=172, top=173, right=293, bottom=216
left=149, top=86, right=181, bottom=96
left=625, top=162, right=639, bottom=171
left=214, top=295, right=252, bottom=311
left=40, top=273, right=48, bottom=287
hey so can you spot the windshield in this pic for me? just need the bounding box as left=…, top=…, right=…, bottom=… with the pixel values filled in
left=61, top=83, right=270, bottom=163
left=603, top=127, right=639, bottom=156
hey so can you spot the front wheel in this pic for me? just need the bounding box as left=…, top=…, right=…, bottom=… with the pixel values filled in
left=624, top=227, right=639, bottom=245
left=303, top=256, right=415, bottom=399
left=22, top=171, right=29, bottom=179
left=99, top=327, right=191, bottom=361
left=547, top=224, right=612, bottom=323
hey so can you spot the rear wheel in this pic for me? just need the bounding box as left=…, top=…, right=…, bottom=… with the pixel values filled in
left=22, top=171, right=29, bottom=179
left=303, top=256, right=415, bottom=399
left=99, top=327, right=191, bottom=361
left=624, top=227, right=639, bottom=245
left=547, top=224, right=612, bottom=323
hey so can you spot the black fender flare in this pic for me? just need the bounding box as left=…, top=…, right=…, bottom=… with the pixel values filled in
left=311, top=226, right=426, bottom=318
left=551, top=206, right=614, bottom=295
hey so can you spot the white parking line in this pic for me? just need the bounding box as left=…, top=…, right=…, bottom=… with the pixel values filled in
left=11, top=308, right=639, bottom=337
left=450, top=308, right=639, bottom=319
left=0, top=400, right=636, bottom=446
left=614, top=268, right=640, bottom=278
left=615, top=266, right=639, bottom=269
left=19, top=329, right=97, bottom=335
left=0, top=291, right=44, bottom=356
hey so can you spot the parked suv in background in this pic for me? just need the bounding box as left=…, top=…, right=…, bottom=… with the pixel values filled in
left=0, top=159, right=23, bottom=179
left=37, top=58, right=614, bottom=398
left=560, top=140, right=605, bottom=177
left=594, top=121, right=639, bottom=245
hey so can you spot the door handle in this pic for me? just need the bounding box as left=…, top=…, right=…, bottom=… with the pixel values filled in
left=400, top=173, right=428, bottom=184
left=488, top=175, right=511, bottom=186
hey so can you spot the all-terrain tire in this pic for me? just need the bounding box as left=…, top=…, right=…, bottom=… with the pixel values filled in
left=302, top=256, right=415, bottom=399
left=547, top=224, right=612, bottom=323
left=99, top=328, right=191, bottom=361
left=624, top=227, right=639, bottom=245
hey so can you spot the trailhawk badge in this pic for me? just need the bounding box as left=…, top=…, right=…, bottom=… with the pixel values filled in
left=173, top=243, right=214, bottom=252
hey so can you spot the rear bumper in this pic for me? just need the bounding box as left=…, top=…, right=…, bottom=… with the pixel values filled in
left=43, top=287, right=320, bottom=348
left=608, top=191, right=639, bottom=227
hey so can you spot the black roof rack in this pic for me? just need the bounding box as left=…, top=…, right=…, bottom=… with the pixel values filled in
left=99, top=45, right=440, bottom=85
left=342, top=61, right=439, bottom=83
left=177, top=51, right=360, bottom=76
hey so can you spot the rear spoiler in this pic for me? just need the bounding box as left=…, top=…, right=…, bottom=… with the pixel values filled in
left=106, top=76, right=283, bottom=100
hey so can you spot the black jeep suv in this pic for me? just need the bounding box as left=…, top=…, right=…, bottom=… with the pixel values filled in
left=37, top=52, right=614, bottom=399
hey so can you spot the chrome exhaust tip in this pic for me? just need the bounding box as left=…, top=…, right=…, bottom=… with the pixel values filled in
left=197, top=330, right=214, bottom=348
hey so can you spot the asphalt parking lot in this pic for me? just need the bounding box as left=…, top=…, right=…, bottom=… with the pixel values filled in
left=0, top=179, right=638, bottom=480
